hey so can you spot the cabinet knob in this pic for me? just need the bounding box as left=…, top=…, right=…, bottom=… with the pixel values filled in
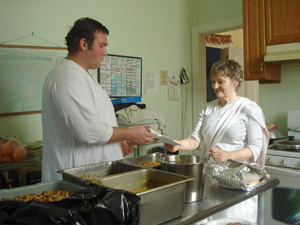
left=282, top=159, right=287, bottom=167
left=267, top=157, right=273, bottom=164
left=260, top=62, right=264, bottom=75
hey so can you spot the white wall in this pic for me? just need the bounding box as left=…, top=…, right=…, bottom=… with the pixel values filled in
left=260, top=63, right=300, bottom=135
left=0, top=0, right=193, bottom=144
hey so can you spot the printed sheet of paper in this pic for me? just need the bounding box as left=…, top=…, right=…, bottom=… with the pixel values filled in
left=149, top=128, right=181, bottom=146
left=160, top=70, right=169, bottom=85
left=168, top=78, right=180, bottom=100
left=144, top=70, right=158, bottom=93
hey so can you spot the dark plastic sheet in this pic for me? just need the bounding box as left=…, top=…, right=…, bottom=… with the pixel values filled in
left=0, top=185, right=140, bottom=225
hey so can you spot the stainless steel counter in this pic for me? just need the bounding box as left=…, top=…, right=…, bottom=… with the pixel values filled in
left=162, top=178, right=279, bottom=225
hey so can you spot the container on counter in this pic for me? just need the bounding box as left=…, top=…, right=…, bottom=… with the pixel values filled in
left=117, top=152, right=168, bottom=169
left=0, top=170, right=19, bottom=189
left=57, top=160, right=140, bottom=186
left=92, top=168, right=193, bottom=225
left=26, top=170, right=41, bottom=185
left=0, top=180, right=84, bottom=200
left=159, top=155, right=207, bottom=203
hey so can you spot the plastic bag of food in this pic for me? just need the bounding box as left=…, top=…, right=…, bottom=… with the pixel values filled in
left=208, top=160, right=270, bottom=191
left=0, top=185, right=140, bottom=225
left=0, top=137, right=27, bottom=163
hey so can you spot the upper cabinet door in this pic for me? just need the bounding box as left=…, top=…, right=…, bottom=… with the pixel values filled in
left=243, top=0, right=280, bottom=83
left=243, top=0, right=266, bottom=80
left=266, top=0, right=300, bottom=45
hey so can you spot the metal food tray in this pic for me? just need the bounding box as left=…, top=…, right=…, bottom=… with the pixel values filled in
left=58, top=160, right=139, bottom=186
left=117, top=152, right=168, bottom=169
left=94, top=168, right=193, bottom=225
left=0, top=180, right=85, bottom=200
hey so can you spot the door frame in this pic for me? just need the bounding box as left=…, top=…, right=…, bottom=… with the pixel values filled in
left=190, top=17, right=243, bottom=125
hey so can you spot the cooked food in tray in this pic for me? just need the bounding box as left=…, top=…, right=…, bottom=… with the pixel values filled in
left=79, top=173, right=102, bottom=180
left=129, top=186, right=154, bottom=194
left=3, top=190, right=74, bottom=202
left=139, top=160, right=161, bottom=167
left=117, top=152, right=166, bottom=168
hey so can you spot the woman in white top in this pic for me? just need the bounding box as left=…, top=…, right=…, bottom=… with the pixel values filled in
left=166, top=59, right=269, bottom=224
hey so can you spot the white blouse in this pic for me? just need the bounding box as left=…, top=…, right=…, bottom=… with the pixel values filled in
left=190, top=97, right=269, bottom=224
left=190, top=98, right=263, bottom=164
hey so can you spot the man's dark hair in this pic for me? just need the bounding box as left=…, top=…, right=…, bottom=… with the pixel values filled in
left=65, top=17, right=109, bottom=54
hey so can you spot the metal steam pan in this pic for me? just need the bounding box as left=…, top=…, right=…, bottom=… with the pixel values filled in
left=57, top=160, right=139, bottom=186
left=118, top=152, right=168, bottom=169
left=93, top=168, right=193, bottom=225
left=0, top=180, right=85, bottom=200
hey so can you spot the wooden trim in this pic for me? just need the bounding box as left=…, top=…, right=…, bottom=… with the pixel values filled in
left=0, top=44, right=66, bottom=51
left=0, top=110, right=41, bottom=117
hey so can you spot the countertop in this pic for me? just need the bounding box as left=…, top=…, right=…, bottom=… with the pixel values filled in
left=163, top=178, right=279, bottom=225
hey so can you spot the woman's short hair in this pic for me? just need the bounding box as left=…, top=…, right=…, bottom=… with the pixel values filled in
left=65, top=17, right=109, bottom=54
left=210, top=59, right=244, bottom=91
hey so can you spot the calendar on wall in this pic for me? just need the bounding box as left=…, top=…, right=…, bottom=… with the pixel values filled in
left=97, top=54, right=142, bottom=97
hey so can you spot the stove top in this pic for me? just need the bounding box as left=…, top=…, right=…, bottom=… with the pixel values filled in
left=267, top=148, right=300, bottom=158
left=265, top=110, right=300, bottom=168
left=266, top=145, right=300, bottom=169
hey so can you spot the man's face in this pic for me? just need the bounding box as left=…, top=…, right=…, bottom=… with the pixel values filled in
left=86, top=31, right=108, bottom=70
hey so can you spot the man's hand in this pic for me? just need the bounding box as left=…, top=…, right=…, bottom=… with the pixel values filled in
left=121, top=141, right=133, bottom=157
left=127, top=125, right=158, bottom=146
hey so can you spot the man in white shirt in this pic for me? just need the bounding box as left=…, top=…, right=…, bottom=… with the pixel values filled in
left=42, top=17, right=157, bottom=181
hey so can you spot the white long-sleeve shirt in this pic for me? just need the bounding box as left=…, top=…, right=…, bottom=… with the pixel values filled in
left=42, top=59, right=123, bottom=182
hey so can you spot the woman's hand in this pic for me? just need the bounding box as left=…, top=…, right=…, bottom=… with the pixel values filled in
left=121, top=140, right=133, bottom=157
left=165, top=138, right=200, bottom=152
left=165, top=142, right=181, bottom=152
left=209, top=147, right=253, bottom=162
left=209, top=148, right=231, bottom=162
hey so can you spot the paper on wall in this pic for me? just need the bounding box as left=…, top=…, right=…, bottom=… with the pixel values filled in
left=144, top=70, right=158, bottom=94
left=168, top=78, right=180, bottom=100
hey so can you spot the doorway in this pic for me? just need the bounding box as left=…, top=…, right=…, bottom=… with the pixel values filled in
left=191, top=18, right=242, bottom=125
left=206, top=46, right=221, bottom=102
left=191, top=18, right=259, bottom=126
left=206, top=29, right=243, bottom=102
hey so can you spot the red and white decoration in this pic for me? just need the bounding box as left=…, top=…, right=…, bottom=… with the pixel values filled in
left=206, top=34, right=234, bottom=48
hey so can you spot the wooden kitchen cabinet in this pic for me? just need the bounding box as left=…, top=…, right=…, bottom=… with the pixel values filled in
left=243, top=0, right=280, bottom=83
left=265, top=0, right=300, bottom=45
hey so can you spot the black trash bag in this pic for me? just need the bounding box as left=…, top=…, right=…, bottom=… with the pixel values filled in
left=0, top=185, right=140, bottom=225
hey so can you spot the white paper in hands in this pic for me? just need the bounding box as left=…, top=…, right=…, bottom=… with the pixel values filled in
left=149, top=128, right=181, bottom=146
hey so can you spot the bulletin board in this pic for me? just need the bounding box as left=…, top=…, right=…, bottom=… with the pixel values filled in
left=98, top=54, right=142, bottom=97
left=0, top=45, right=67, bottom=116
